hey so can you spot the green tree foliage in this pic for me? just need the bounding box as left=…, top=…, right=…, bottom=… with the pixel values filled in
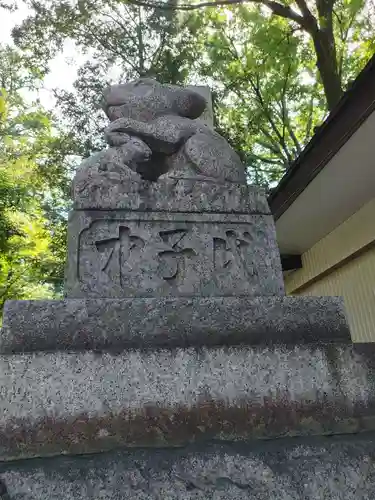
left=126, top=0, right=375, bottom=110
left=178, top=1, right=375, bottom=183
left=12, top=0, right=375, bottom=184
left=184, top=7, right=325, bottom=184
left=13, top=0, right=198, bottom=155
left=0, top=46, right=75, bottom=311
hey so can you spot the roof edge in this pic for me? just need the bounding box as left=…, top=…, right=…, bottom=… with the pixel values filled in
left=268, top=53, right=375, bottom=220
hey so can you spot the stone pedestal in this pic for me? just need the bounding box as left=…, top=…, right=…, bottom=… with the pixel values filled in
left=3, top=433, right=375, bottom=499
left=1, top=296, right=350, bottom=352
left=1, top=78, right=374, bottom=498
left=0, top=342, right=374, bottom=462
left=66, top=179, right=284, bottom=298
left=0, top=176, right=367, bottom=499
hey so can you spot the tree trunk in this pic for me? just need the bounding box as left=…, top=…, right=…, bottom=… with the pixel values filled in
left=311, top=30, right=342, bottom=109
left=312, top=0, right=343, bottom=110
left=267, top=0, right=343, bottom=110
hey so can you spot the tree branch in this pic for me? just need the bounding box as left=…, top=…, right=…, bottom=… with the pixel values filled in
left=278, top=63, right=302, bottom=155
left=333, top=7, right=356, bottom=81
left=258, top=123, right=290, bottom=163
left=304, top=80, right=317, bottom=142
left=248, top=75, right=294, bottom=163
left=111, top=1, right=139, bottom=29
left=228, top=84, right=289, bottom=163
left=316, top=0, right=335, bottom=19
left=294, top=0, right=313, bottom=20
left=150, top=29, right=169, bottom=69
left=125, top=0, right=311, bottom=29
left=101, top=10, right=138, bottom=38
left=248, top=152, right=284, bottom=165
left=84, top=25, right=140, bottom=72
left=0, top=269, right=18, bottom=309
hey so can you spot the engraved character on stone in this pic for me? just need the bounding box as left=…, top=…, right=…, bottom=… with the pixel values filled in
left=157, top=229, right=197, bottom=285
left=213, top=230, right=254, bottom=279
left=95, top=225, right=145, bottom=286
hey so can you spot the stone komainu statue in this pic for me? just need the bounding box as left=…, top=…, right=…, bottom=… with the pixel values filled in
left=73, top=78, right=246, bottom=197
left=68, top=77, right=285, bottom=300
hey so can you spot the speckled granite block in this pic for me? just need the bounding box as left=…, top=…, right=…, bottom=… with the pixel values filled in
left=1, top=343, right=375, bottom=461
left=73, top=178, right=270, bottom=213
left=2, top=432, right=375, bottom=499
left=65, top=209, right=284, bottom=298
left=0, top=296, right=350, bottom=353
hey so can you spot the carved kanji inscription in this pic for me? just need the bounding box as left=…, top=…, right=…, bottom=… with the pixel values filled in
left=76, top=218, right=264, bottom=297
left=214, top=230, right=254, bottom=279
left=157, top=229, right=197, bottom=285
left=95, top=226, right=145, bottom=287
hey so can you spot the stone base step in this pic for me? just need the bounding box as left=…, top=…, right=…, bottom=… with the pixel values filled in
left=1, top=343, right=375, bottom=461
left=1, top=296, right=350, bottom=353
left=1, top=432, right=375, bottom=499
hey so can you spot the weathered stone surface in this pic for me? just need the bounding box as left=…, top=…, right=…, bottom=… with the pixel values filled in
left=0, top=76, right=365, bottom=500
left=0, top=77, right=361, bottom=494
left=104, top=114, right=246, bottom=183
left=78, top=78, right=245, bottom=184
left=2, top=433, right=375, bottom=499
left=69, top=81, right=272, bottom=299
left=72, top=140, right=150, bottom=195
left=73, top=178, right=270, bottom=213
left=65, top=210, right=284, bottom=298
left=0, top=296, right=350, bottom=353
left=188, top=85, right=214, bottom=128
left=105, top=115, right=197, bottom=154
left=0, top=343, right=373, bottom=460
left=102, top=78, right=207, bottom=122
left=164, top=127, right=246, bottom=183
